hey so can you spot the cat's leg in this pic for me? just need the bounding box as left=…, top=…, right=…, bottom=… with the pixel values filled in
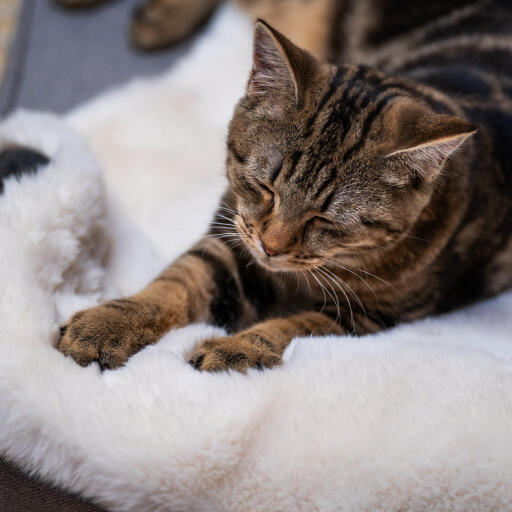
left=188, top=311, right=345, bottom=373
left=57, top=238, right=256, bottom=369
left=131, top=0, right=222, bottom=50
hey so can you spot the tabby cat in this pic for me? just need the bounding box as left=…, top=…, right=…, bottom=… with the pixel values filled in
left=58, top=0, right=512, bottom=372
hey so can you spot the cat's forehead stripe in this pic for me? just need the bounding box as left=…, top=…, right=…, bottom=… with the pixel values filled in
left=312, top=165, right=338, bottom=200
left=304, top=65, right=360, bottom=132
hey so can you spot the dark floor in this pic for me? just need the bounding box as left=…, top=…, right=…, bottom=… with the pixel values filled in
left=0, top=458, right=106, bottom=512
left=0, top=0, right=191, bottom=115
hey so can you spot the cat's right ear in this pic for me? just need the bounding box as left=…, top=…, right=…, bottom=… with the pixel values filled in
left=247, top=20, right=317, bottom=110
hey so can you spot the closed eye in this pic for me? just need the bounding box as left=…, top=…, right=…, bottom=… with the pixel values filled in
left=305, top=216, right=337, bottom=235
left=310, top=215, right=335, bottom=227
left=256, top=181, right=274, bottom=205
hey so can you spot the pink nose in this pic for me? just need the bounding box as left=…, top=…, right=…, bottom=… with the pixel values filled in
left=261, top=240, right=280, bottom=257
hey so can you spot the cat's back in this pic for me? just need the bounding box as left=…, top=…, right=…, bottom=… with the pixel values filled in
left=372, top=0, right=512, bottom=98
left=359, top=0, right=512, bottom=187
left=337, top=1, right=512, bottom=148
left=337, top=0, right=512, bottom=303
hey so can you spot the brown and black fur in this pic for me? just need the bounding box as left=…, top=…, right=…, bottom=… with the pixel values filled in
left=58, top=1, right=512, bottom=372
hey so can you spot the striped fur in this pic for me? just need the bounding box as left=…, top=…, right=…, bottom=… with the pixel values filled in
left=59, top=1, right=512, bottom=373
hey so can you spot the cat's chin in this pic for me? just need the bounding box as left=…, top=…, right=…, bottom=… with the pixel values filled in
left=254, top=255, right=319, bottom=273
left=258, top=260, right=300, bottom=272
left=245, top=245, right=321, bottom=272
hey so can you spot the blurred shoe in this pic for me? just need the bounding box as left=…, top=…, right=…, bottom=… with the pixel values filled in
left=131, top=0, right=220, bottom=50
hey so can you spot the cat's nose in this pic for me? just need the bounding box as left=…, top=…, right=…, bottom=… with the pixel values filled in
left=260, top=223, right=296, bottom=257
left=261, top=240, right=280, bottom=257
left=260, top=236, right=290, bottom=257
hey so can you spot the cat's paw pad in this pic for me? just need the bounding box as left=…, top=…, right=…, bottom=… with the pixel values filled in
left=188, top=336, right=281, bottom=373
left=56, top=302, right=158, bottom=370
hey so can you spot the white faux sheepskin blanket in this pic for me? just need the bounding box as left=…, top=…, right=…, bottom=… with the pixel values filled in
left=1, top=6, right=512, bottom=511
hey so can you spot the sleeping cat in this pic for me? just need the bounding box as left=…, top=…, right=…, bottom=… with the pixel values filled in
left=58, top=1, right=512, bottom=372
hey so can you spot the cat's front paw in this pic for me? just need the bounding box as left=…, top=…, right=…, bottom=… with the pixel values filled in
left=56, top=300, right=160, bottom=370
left=188, top=334, right=282, bottom=373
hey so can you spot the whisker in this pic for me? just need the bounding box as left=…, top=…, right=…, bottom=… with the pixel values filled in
left=238, top=246, right=257, bottom=268
left=208, top=232, right=240, bottom=239
left=213, top=212, right=236, bottom=224
left=320, top=265, right=367, bottom=318
left=315, top=266, right=355, bottom=332
left=217, top=207, right=236, bottom=215
left=349, top=254, right=397, bottom=292
left=314, top=267, right=342, bottom=327
left=319, top=264, right=369, bottom=313
left=405, top=235, right=431, bottom=243
left=357, top=268, right=396, bottom=291
left=209, top=226, right=238, bottom=232
left=301, top=270, right=312, bottom=295
left=209, top=227, right=239, bottom=234
left=210, top=220, right=236, bottom=226
left=322, top=256, right=378, bottom=297
left=219, top=202, right=238, bottom=214
left=294, top=270, right=301, bottom=295
left=309, top=269, right=327, bottom=313
left=206, top=233, right=244, bottom=250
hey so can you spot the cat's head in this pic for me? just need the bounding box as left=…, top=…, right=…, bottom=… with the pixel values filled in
left=226, top=20, right=476, bottom=272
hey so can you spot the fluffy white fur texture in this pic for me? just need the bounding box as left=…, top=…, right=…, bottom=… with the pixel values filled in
left=1, top=5, right=512, bottom=512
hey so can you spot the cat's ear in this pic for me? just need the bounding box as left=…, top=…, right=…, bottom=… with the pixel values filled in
left=381, top=100, right=476, bottom=183
left=247, top=19, right=316, bottom=108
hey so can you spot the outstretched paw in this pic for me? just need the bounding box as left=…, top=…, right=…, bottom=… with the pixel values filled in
left=188, top=334, right=281, bottom=373
left=56, top=300, right=161, bottom=370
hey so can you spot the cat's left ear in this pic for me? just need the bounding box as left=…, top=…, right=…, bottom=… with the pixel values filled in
left=381, top=99, right=477, bottom=183
left=247, top=19, right=317, bottom=109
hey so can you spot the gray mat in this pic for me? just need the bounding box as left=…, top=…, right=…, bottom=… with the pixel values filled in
left=0, top=0, right=193, bottom=115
